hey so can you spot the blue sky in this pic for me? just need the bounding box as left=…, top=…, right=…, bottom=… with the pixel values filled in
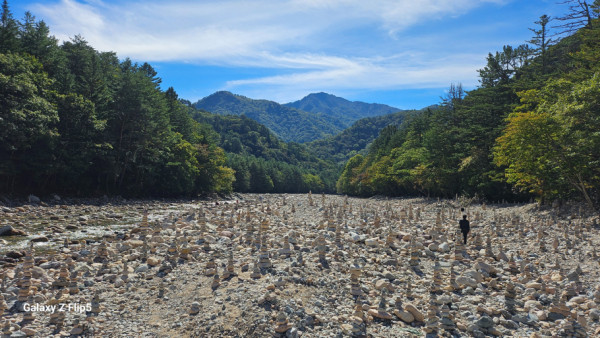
left=12, top=0, right=566, bottom=109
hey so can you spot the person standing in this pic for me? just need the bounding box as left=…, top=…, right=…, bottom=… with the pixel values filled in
left=459, top=215, right=470, bottom=244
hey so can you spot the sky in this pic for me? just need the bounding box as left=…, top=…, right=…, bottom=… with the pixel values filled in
left=12, top=0, right=567, bottom=109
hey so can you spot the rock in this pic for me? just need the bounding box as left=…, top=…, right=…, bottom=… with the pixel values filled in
left=31, top=236, right=49, bottom=242
left=439, top=242, right=450, bottom=252
left=404, top=303, right=424, bottom=322
left=374, top=279, right=388, bottom=290
left=70, top=327, right=84, bottom=335
left=365, top=238, right=379, bottom=247
left=475, top=315, right=494, bottom=329
left=0, top=225, right=27, bottom=236
left=28, top=194, right=41, bottom=203
left=547, top=312, right=565, bottom=321
left=189, top=302, right=200, bottom=315
left=146, top=257, right=160, bottom=267
left=474, top=261, right=495, bottom=274
left=367, top=308, right=393, bottom=320
left=511, top=313, right=538, bottom=325
left=462, top=270, right=483, bottom=283
left=5, top=250, right=25, bottom=259
left=393, top=309, right=414, bottom=323
left=457, top=276, right=478, bottom=288
left=135, top=264, right=150, bottom=273
left=525, top=282, right=542, bottom=290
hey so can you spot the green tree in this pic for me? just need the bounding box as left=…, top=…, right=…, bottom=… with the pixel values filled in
left=0, top=0, right=19, bottom=53
left=0, top=53, right=57, bottom=192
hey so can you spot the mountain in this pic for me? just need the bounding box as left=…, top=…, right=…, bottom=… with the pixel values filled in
left=285, top=92, right=403, bottom=128
left=193, top=91, right=342, bottom=143
left=189, top=109, right=339, bottom=192
left=307, top=109, right=420, bottom=165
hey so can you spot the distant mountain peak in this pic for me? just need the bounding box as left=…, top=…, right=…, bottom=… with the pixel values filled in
left=285, top=93, right=403, bottom=128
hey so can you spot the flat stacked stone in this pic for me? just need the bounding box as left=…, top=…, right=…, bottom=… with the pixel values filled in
left=504, top=281, right=517, bottom=314
left=423, top=292, right=439, bottom=334
left=507, top=254, right=519, bottom=275
left=68, top=270, right=80, bottom=295
left=94, top=240, right=109, bottom=263
left=485, top=236, right=494, bottom=257
left=335, top=224, right=343, bottom=249
left=349, top=262, right=363, bottom=297
left=2, top=320, right=11, bottom=336
left=0, top=294, right=6, bottom=317
left=444, top=266, right=458, bottom=292
left=258, top=236, right=272, bottom=268
left=349, top=303, right=367, bottom=337
left=17, top=252, right=33, bottom=303
left=222, top=251, right=235, bottom=279
left=409, top=237, right=420, bottom=267
left=274, top=311, right=293, bottom=334
left=48, top=307, right=66, bottom=327
left=250, top=261, right=262, bottom=279
left=439, top=304, right=455, bottom=332
left=278, top=236, right=292, bottom=257
left=454, top=240, right=465, bottom=263
left=211, top=273, right=220, bottom=290
left=431, top=262, right=443, bottom=294
left=179, top=240, right=191, bottom=261
left=385, top=226, right=396, bottom=248
left=205, top=255, right=217, bottom=276
left=315, top=234, right=327, bottom=263
left=368, top=290, right=393, bottom=320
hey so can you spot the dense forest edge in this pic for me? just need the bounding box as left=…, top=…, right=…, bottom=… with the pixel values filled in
left=2, top=0, right=600, bottom=207
left=337, top=4, right=600, bottom=208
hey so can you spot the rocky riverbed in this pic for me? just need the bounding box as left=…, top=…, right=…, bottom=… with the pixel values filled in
left=1, top=193, right=599, bottom=337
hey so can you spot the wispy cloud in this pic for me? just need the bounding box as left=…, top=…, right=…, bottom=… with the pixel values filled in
left=29, top=0, right=510, bottom=100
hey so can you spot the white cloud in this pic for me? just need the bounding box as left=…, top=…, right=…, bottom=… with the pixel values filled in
left=225, top=52, right=484, bottom=103
left=29, top=0, right=507, bottom=99
left=32, top=0, right=507, bottom=61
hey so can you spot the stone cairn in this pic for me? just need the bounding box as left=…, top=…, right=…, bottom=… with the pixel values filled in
left=439, top=303, right=455, bottom=333
left=93, top=240, right=109, bottom=263
left=349, top=261, right=363, bottom=297
left=315, top=234, right=327, bottom=264
left=258, top=235, right=272, bottom=269
left=17, top=250, right=34, bottom=305
left=222, top=251, right=235, bottom=280
left=504, top=281, right=517, bottom=314
left=423, top=293, right=439, bottom=335
left=408, top=237, right=420, bottom=267
left=349, top=302, right=367, bottom=337
left=250, top=260, right=262, bottom=279
left=204, top=254, right=217, bottom=276
left=274, top=311, right=292, bottom=335
left=53, top=264, right=70, bottom=288
left=279, top=236, right=292, bottom=257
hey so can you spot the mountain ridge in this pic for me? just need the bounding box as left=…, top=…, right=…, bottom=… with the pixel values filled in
left=193, top=91, right=342, bottom=143
left=285, top=92, right=404, bottom=128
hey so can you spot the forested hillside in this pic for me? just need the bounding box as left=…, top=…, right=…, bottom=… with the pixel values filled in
left=193, top=91, right=342, bottom=143
left=285, top=92, right=403, bottom=129
left=190, top=109, right=339, bottom=193
left=307, top=110, right=413, bottom=165
left=0, top=5, right=233, bottom=197
left=338, top=10, right=600, bottom=207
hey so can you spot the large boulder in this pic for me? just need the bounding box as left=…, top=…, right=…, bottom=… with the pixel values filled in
left=28, top=194, right=41, bottom=203
left=0, top=225, right=27, bottom=236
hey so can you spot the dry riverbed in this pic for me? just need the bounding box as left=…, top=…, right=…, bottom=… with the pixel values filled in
left=1, top=193, right=599, bottom=337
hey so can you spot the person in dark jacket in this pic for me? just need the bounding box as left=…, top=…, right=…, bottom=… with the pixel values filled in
left=459, top=215, right=470, bottom=244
